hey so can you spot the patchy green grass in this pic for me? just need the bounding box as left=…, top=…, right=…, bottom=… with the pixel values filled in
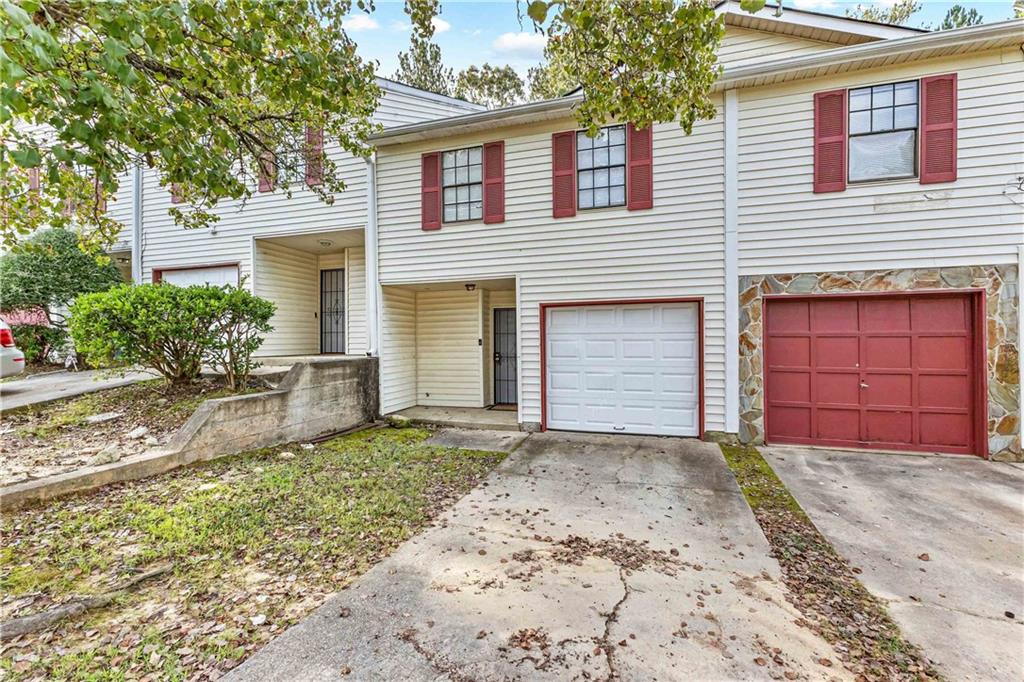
left=1, top=427, right=503, bottom=681
left=720, top=444, right=941, bottom=681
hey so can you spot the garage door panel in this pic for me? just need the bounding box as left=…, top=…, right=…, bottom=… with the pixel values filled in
left=767, top=336, right=810, bottom=366
left=817, top=408, right=861, bottom=441
left=765, top=293, right=978, bottom=456
left=816, top=336, right=859, bottom=368
left=864, top=336, right=911, bottom=368
left=545, top=302, right=700, bottom=437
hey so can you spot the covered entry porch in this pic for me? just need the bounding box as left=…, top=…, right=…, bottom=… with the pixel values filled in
left=380, top=277, right=520, bottom=424
left=251, top=228, right=368, bottom=358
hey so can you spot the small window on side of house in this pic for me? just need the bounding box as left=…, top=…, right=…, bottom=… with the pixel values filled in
left=576, top=125, right=626, bottom=210
left=848, top=80, right=918, bottom=183
left=442, top=146, right=482, bottom=222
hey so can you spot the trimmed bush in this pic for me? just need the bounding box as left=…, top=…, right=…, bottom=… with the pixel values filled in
left=69, top=284, right=275, bottom=387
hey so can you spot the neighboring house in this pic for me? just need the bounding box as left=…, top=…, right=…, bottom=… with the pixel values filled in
left=120, top=4, right=1023, bottom=460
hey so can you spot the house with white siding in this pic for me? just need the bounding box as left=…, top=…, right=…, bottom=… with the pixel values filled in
left=123, top=4, right=1023, bottom=460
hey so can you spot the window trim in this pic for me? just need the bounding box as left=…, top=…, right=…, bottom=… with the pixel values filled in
left=575, top=124, right=627, bottom=211
left=440, top=144, right=484, bottom=224
left=847, top=78, right=920, bottom=184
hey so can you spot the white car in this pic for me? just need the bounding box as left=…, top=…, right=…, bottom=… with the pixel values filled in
left=0, top=320, right=26, bottom=378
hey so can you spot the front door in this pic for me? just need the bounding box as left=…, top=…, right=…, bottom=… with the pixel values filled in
left=320, top=268, right=345, bottom=354
left=493, top=308, right=517, bottom=405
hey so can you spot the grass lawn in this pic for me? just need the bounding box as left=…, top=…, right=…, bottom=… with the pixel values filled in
left=1, top=378, right=261, bottom=486
left=0, top=427, right=504, bottom=681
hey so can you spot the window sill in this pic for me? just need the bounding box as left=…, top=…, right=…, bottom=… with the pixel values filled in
left=846, top=176, right=919, bottom=189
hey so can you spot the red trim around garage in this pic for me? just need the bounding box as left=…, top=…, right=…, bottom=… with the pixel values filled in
left=539, top=297, right=706, bottom=439
left=152, top=262, right=242, bottom=284
left=761, top=288, right=987, bottom=458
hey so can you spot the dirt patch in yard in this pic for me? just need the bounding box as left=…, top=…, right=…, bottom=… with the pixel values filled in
left=0, top=378, right=261, bottom=486
left=0, top=427, right=503, bottom=681
left=720, top=444, right=942, bottom=681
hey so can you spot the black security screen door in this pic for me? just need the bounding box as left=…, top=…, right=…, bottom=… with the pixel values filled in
left=493, top=308, right=517, bottom=404
left=320, top=268, right=345, bottom=354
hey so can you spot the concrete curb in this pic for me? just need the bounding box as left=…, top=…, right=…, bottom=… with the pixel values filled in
left=1, top=358, right=378, bottom=511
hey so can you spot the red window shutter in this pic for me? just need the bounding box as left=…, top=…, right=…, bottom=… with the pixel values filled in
left=482, top=141, right=505, bottom=224
left=257, top=151, right=274, bottom=192
left=920, top=73, right=957, bottom=184
left=813, top=89, right=847, bottom=193
left=94, top=177, right=106, bottom=212
left=551, top=131, right=576, bottom=218
left=421, top=152, right=442, bottom=231
left=626, top=124, right=653, bottom=210
left=170, top=183, right=183, bottom=204
left=305, top=126, right=324, bottom=187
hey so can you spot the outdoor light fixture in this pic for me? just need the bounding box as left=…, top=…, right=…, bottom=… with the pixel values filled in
left=465, top=283, right=476, bottom=292
left=317, top=239, right=334, bottom=248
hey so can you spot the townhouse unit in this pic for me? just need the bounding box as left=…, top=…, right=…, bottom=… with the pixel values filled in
left=118, top=4, right=1024, bottom=460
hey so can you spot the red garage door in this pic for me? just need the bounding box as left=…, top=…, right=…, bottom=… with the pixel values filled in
left=764, top=293, right=982, bottom=456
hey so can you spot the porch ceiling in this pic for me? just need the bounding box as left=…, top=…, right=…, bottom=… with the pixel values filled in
left=383, top=277, right=516, bottom=292
left=259, top=228, right=363, bottom=254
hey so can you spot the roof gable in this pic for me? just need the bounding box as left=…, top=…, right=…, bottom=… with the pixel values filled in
left=716, top=1, right=925, bottom=46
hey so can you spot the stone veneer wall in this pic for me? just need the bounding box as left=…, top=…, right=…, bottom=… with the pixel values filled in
left=737, top=265, right=1020, bottom=461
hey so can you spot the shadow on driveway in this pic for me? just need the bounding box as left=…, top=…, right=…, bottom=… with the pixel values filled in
left=765, top=447, right=1024, bottom=682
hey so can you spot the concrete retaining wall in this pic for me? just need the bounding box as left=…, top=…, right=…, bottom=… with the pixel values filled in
left=1, top=358, right=378, bottom=510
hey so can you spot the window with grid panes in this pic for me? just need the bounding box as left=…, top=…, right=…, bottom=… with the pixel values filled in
left=277, top=129, right=306, bottom=186
left=576, top=125, right=626, bottom=209
left=848, top=80, right=918, bottom=182
left=442, top=146, right=482, bottom=222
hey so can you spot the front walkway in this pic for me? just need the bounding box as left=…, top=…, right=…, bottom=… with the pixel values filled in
left=0, top=368, right=156, bottom=411
left=227, top=431, right=850, bottom=681
left=394, top=405, right=520, bottom=431
left=764, top=447, right=1024, bottom=682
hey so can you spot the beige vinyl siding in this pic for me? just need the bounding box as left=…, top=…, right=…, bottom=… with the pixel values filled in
left=718, top=27, right=841, bottom=68
left=737, top=49, right=1024, bottom=275
left=376, top=108, right=726, bottom=429
left=481, top=290, right=492, bottom=405
left=381, top=287, right=417, bottom=413
left=415, top=289, right=483, bottom=407
left=254, top=241, right=318, bottom=356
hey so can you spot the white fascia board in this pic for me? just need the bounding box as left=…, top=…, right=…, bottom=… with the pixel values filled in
left=717, top=1, right=924, bottom=41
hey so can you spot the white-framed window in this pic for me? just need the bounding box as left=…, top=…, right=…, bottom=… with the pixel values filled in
left=577, top=125, right=626, bottom=210
left=848, top=80, right=918, bottom=183
left=277, top=129, right=306, bottom=187
left=442, top=146, right=482, bottom=222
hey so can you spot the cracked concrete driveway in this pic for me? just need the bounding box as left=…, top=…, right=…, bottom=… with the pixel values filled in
left=765, top=447, right=1024, bottom=682
left=227, top=430, right=850, bottom=681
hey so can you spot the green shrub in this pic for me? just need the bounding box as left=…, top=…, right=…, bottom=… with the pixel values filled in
left=69, top=284, right=275, bottom=387
left=10, top=324, right=68, bottom=364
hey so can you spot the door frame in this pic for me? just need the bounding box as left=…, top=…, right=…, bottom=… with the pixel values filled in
left=319, top=267, right=346, bottom=355
left=492, top=307, right=517, bottom=405
left=539, top=296, right=705, bottom=437
left=761, top=288, right=988, bottom=457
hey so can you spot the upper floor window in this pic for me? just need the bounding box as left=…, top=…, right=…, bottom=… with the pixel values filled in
left=442, top=146, right=482, bottom=222
left=848, top=80, right=918, bottom=182
left=277, top=130, right=306, bottom=187
left=576, top=125, right=626, bottom=209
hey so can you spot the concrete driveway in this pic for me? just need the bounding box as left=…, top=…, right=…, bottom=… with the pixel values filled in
left=764, top=447, right=1024, bottom=682
left=228, top=431, right=850, bottom=681
left=0, top=368, right=155, bottom=411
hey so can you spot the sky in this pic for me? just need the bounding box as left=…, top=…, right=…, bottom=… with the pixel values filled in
left=342, top=1, right=1018, bottom=79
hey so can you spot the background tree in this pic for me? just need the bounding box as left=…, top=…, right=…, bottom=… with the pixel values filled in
left=392, top=35, right=454, bottom=96
left=1014, top=0, right=1023, bottom=18
left=844, top=0, right=921, bottom=25
left=455, top=64, right=525, bottom=108
left=0, top=228, right=123, bottom=335
left=526, top=50, right=577, bottom=101
left=938, top=5, right=983, bottom=29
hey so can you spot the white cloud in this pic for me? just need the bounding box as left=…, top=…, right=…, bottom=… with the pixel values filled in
left=389, top=20, right=411, bottom=32
left=343, top=15, right=379, bottom=32
left=431, top=17, right=452, bottom=34
left=491, top=32, right=547, bottom=59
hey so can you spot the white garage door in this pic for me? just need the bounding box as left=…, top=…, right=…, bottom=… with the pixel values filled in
left=159, top=265, right=239, bottom=287
left=545, top=302, right=700, bottom=436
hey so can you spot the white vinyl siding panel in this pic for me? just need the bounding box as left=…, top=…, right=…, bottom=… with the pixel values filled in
left=481, top=290, right=492, bottom=405
left=345, top=247, right=368, bottom=354
left=376, top=109, right=726, bottom=429
left=737, top=50, right=1024, bottom=274
left=381, top=287, right=417, bottom=413
left=253, top=241, right=318, bottom=356
left=718, top=27, right=841, bottom=68
left=415, top=289, right=483, bottom=407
